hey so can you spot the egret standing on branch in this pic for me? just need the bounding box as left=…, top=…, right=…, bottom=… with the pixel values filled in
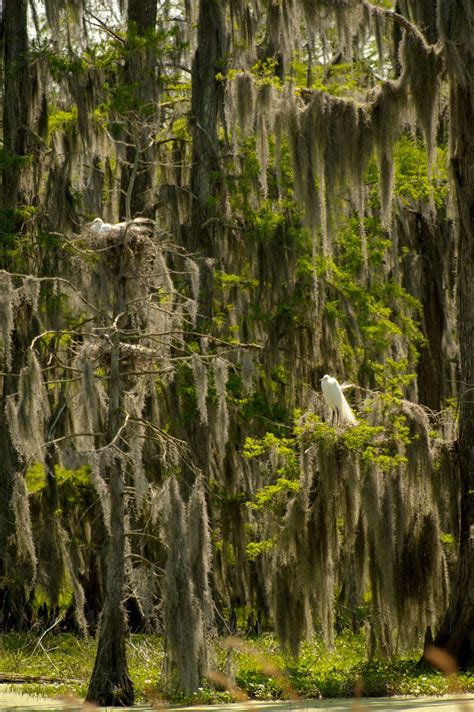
left=320, top=374, right=357, bottom=426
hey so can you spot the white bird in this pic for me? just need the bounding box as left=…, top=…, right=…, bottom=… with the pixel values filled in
left=320, top=374, right=357, bottom=426
left=87, top=217, right=127, bottom=234
left=87, top=217, right=112, bottom=233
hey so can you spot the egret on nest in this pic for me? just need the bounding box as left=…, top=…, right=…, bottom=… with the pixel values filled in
left=87, top=217, right=126, bottom=234
left=88, top=217, right=113, bottom=233
left=320, top=374, right=357, bottom=426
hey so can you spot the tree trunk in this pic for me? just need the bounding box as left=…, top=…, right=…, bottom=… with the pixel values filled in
left=1, top=0, right=31, bottom=208
left=86, top=453, right=133, bottom=705
left=403, top=0, right=438, bottom=43
left=413, top=212, right=453, bottom=411
left=190, top=0, right=226, bottom=255
left=119, top=0, right=158, bottom=220
left=0, top=368, right=22, bottom=629
left=0, top=0, right=49, bottom=612
left=86, top=249, right=134, bottom=705
left=434, top=3, right=474, bottom=667
left=0, top=307, right=37, bottom=629
left=182, top=0, right=227, bottom=480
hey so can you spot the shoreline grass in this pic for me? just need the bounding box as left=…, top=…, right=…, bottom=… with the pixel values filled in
left=0, top=632, right=472, bottom=705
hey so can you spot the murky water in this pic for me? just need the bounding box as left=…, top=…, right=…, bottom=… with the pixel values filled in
left=0, top=689, right=472, bottom=712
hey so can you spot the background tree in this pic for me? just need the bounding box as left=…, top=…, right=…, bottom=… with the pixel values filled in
left=118, top=0, right=159, bottom=219
left=433, top=0, right=474, bottom=665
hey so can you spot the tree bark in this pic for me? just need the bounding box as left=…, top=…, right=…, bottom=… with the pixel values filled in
left=413, top=212, right=453, bottom=411
left=86, top=240, right=134, bottom=705
left=434, top=1, right=474, bottom=667
left=0, top=368, right=23, bottom=629
left=181, top=0, right=227, bottom=481
left=405, top=0, right=438, bottom=43
left=1, top=0, right=31, bottom=208
left=119, top=0, right=158, bottom=220
left=0, top=308, right=37, bottom=629
left=86, top=452, right=133, bottom=705
left=190, top=0, right=226, bottom=255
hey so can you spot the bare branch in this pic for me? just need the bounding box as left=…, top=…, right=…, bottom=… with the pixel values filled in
left=84, top=9, right=125, bottom=44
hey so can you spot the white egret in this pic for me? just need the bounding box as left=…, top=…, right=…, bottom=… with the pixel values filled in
left=87, top=217, right=111, bottom=233
left=320, top=374, right=357, bottom=426
left=87, top=217, right=128, bottom=233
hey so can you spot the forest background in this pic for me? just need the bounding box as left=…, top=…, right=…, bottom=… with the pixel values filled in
left=0, top=0, right=473, bottom=706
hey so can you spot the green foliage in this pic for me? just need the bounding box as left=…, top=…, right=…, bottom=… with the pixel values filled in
left=316, top=213, right=425, bottom=381
left=106, top=82, right=142, bottom=114
left=340, top=421, right=385, bottom=451
left=290, top=57, right=376, bottom=96
left=235, top=666, right=284, bottom=700
left=26, top=463, right=47, bottom=494
left=26, top=463, right=92, bottom=502
left=243, top=433, right=301, bottom=512
left=250, top=478, right=301, bottom=511
left=394, top=135, right=449, bottom=207
left=172, top=362, right=200, bottom=426
left=251, top=200, right=287, bottom=239
left=250, top=58, right=282, bottom=86
left=322, top=62, right=370, bottom=95
left=440, top=532, right=456, bottom=547
left=0, top=204, right=37, bottom=267
left=293, top=410, right=338, bottom=446
left=226, top=359, right=294, bottom=428
left=228, top=134, right=307, bottom=238
left=370, top=358, right=417, bottom=399
left=33, top=583, right=74, bottom=612
left=295, top=411, right=409, bottom=473
left=246, top=539, right=275, bottom=560
left=47, top=24, right=186, bottom=137
left=56, top=464, right=92, bottom=488
left=48, top=107, right=78, bottom=135
left=243, top=432, right=296, bottom=463
left=0, top=634, right=165, bottom=704
left=228, top=633, right=474, bottom=702
left=296, top=135, right=445, bottom=391
left=0, top=149, right=32, bottom=171
left=48, top=53, right=88, bottom=79
left=215, top=269, right=259, bottom=290
left=169, top=116, right=191, bottom=141
left=239, top=386, right=292, bottom=430
left=213, top=538, right=237, bottom=566
left=1, top=631, right=473, bottom=704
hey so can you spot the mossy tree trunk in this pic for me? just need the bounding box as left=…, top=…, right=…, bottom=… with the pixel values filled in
left=184, top=0, right=227, bottom=479
left=86, top=244, right=134, bottom=706
left=0, top=347, right=24, bottom=628
left=190, top=0, right=226, bottom=256
left=86, top=448, right=133, bottom=706
left=397, top=0, right=438, bottom=44
left=1, top=0, right=31, bottom=208
left=434, top=0, right=474, bottom=667
left=0, top=3, right=44, bottom=627
left=413, top=212, right=452, bottom=411
left=0, top=312, right=38, bottom=630
left=119, top=0, right=158, bottom=220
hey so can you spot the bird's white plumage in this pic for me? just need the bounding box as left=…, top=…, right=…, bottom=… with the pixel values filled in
left=87, top=217, right=126, bottom=234
left=320, top=374, right=357, bottom=426
left=88, top=217, right=105, bottom=233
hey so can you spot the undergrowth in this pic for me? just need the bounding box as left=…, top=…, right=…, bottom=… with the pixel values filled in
left=0, top=631, right=472, bottom=705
